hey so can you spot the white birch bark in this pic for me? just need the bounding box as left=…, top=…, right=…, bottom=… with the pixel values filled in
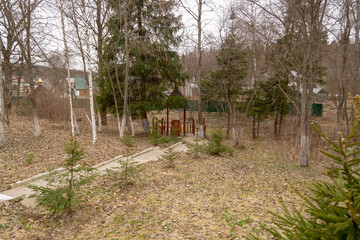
left=129, top=116, right=135, bottom=136
left=59, top=0, right=75, bottom=137
left=83, top=0, right=97, bottom=143
left=0, top=48, right=5, bottom=146
left=94, top=100, right=102, bottom=132
left=120, top=0, right=131, bottom=138
left=73, top=111, right=80, bottom=135
left=197, top=0, right=204, bottom=139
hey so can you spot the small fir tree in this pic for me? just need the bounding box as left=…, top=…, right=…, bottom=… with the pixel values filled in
left=106, top=149, right=141, bottom=190
left=205, top=129, right=233, bottom=156
left=162, top=148, right=179, bottom=168
left=30, top=136, right=96, bottom=215
left=120, top=133, right=136, bottom=147
left=188, top=137, right=204, bottom=158
left=248, top=95, right=360, bottom=239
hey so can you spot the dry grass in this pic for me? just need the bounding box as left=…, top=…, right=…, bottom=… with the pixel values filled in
left=0, top=139, right=331, bottom=239
left=0, top=101, right=341, bottom=239
left=0, top=113, right=153, bottom=189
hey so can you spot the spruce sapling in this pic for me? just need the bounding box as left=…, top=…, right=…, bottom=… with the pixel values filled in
left=247, top=95, right=360, bottom=239
left=30, top=136, right=96, bottom=215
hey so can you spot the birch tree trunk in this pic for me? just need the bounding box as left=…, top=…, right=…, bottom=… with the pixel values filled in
left=300, top=81, right=310, bottom=167
left=59, top=0, right=75, bottom=137
left=0, top=48, right=5, bottom=146
left=120, top=0, right=131, bottom=138
left=25, top=0, right=40, bottom=137
left=197, top=0, right=204, bottom=139
left=83, top=0, right=97, bottom=143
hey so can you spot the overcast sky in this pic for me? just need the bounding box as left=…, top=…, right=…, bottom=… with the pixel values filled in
left=177, top=0, right=233, bottom=52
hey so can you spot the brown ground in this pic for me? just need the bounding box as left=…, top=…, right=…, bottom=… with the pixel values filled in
left=0, top=105, right=338, bottom=239
left=0, top=138, right=331, bottom=239
left=0, top=114, right=153, bottom=190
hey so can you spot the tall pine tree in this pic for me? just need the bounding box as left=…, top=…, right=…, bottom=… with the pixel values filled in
left=203, top=9, right=248, bottom=138
left=98, top=0, right=186, bottom=133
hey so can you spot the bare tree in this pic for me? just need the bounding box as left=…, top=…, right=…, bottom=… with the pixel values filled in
left=0, top=0, right=24, bottom=124
left=59, top=0, right=75, bottom=137
left=180, top=0, right=211, bottom=139
left=0, top=45, right=5, bottom=146
left=250, top=0, right=327, bottom=167
left=295, top=0, right=328, bottom=167
left=82, top=0, right=97, bottom=143
left=120, top=0, right=132, bottom=138
left=11, top=0, right=44, bottom=137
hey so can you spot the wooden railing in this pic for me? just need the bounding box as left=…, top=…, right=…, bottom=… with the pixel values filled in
left=152, top=117, right=206, bottom=137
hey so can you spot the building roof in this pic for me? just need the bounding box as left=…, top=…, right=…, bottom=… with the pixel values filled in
left=74, top=78, right=88, bottom=90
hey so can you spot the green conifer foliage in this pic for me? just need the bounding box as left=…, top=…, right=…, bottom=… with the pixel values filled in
left=106, top=149, right=142, bottom=190
left=30, top=137, right=96, bottom=214
left=98, top=0, right=187, bottom=120
left=248, top=96, right=360, bottom=239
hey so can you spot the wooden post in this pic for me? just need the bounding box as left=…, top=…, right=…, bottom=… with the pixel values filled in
left=203, top=117, right=206, bottom=138
left=183, top=107, right=186, bottom=136
left=192, top=118, right=195, bottom=135
left=166, top=108, right=169, bottom=136
left=161, top=118, right=163, bottom=135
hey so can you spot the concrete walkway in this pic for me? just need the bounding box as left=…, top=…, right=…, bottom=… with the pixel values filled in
left=0, top=140, right=190, bottom=208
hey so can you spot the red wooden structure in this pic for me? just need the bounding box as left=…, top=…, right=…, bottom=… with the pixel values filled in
left=151, top=87, right=206, bottom=137
left=152, top=114, right=206, bottom=137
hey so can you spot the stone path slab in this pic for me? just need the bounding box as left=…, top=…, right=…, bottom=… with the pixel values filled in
left=0, top=140, right=191, bottom=208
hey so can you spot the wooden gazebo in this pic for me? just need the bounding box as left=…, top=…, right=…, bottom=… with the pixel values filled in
left=152, top=87, right=196, bottom=136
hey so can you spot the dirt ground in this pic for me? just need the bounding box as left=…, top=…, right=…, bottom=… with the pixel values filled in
left=0, top=114, right=154, bottom=190
left=0, top=104, right=339, bottom=239
left=0, top=137, right=331, bottom=239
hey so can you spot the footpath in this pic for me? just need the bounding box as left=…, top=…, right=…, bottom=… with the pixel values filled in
left=0, top=139, right=192, bottom=208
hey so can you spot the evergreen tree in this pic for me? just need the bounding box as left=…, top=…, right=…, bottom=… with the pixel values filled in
left=202, top=9, right=248, bottom=137
left=98, top=0, right=186, bottom=133
left=30, top=137, right=96, bottom=214
left=242, top=81, right=274, bottom=140
left=247, top=95, right=360, bottom=239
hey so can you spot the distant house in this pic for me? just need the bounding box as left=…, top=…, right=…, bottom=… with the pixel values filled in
left=313, top=87, right=328, bottom=103
left=11, top=77, right=28, bottom=96
left=181, top=77, right=199, bottom=100
left=66, top=78, right=96, bottom=98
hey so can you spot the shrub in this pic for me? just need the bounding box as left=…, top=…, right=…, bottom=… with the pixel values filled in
left=107, top=149, right=142, bottom=190
left=150, top=127, right=172, bottom=145
left=29, top=136, right=96, bottom=214
left=162, top=148, right=179, bottom=168
left=25, top=153, right=35, bottom=164
left=120, top=134, right=136, bottom=147
left=247, top=96, right=360, bottom=240
left=188, top=137, right=204, bottom=158
left=204, top=129, right=233, bottom=156
left=14, top=97, right=31, bottom=116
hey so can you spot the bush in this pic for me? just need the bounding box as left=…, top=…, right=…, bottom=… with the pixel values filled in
left=25, top=153, right=35, bottom=164
left=204, top=129, right=233, bottom=156
left=29, top=136, right=96, bottom=214
left=162, top=148, right=179, bottom=168
left=106, top=149, right=142, bottom=190
left=247, top=96, right=360, bottom=240
left=150, top=127, right=173, bottom=145
left=120, top=134, right=136, bottom=147
left=188, top=137, right=204, bottom=158
left=14, top=97, right=31, bottom=116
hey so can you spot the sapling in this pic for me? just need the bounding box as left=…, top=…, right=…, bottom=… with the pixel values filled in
left=205, top=128, right=233, bottom=156
left=29, top=136, right=96, bottom=215
left=188, top=137, right=204, bottom=158
left=162, top=148, right=179, bottom=168
left=107, top=148, right=142, bottom=190
left=120, top=133, right=136, bottom=147
left=247, top=95, right=360, bottom=239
